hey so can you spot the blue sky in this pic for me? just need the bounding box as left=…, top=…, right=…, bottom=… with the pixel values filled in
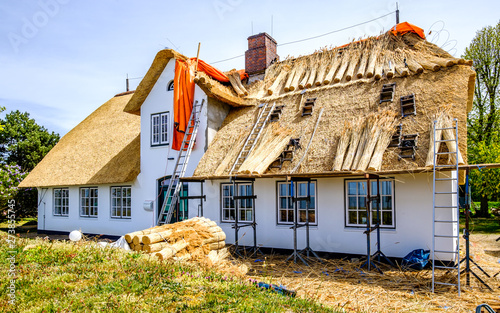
left=1, top=0, right=498, bottom=136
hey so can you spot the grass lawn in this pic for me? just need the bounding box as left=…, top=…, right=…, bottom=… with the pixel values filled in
left=0, top=230, right=334, bottom=312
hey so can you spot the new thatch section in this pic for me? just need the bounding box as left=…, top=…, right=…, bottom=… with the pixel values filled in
left=19, top=93, right=140, bottom=187
left=193, top=31, right=475, bottom=178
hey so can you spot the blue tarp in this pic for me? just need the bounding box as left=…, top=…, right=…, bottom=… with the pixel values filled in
left=402, top=249, right=430, bottom=270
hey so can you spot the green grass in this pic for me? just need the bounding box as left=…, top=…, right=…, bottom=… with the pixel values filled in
left=460, top=217, right=500, bottom=233
left=0, top=232, right=335, bottom=313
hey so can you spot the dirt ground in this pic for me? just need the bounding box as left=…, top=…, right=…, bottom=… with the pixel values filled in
left=243, top=234, right=500, bottom=312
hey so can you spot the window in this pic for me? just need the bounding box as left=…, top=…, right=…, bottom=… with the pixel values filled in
left=151, top=112, right=169, bottom=146
left=167, top=80, right=174, bottom=91
left=221, top=183, right=254, bottom=222
left=277, top=181, right=316, bottom=225
left=345, top=179, right=395, bottom=228
left=80, top=187, right=98, bottom=217
left=158, top=177, right=189, bottom=223
left=53, top=188, right=69, bottom=216
left=111, top=186, right=131, bottom=218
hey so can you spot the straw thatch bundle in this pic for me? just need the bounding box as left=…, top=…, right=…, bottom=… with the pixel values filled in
left=426, top=113, right=464, bottom=167
left=284, top=66, right=297, bottom=92
left=124, top=217, right=227, bottom=262
left=333, top=122, right=352, bottom=171
left=365, top=41, right=382, bottom=78
left=341, top=118, right=363, bottom=171
left=267, top=66, right=289, bottom=95
left=238, top=124, right=292, bottom=174
left=324, top=54, right=341, bottom=84
left=333, top=52, right=350, bottom=83
left=345, top=49, right=361, bottom=82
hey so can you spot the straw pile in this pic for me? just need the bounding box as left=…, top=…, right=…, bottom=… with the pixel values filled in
left=124, top=217, right=227, bottom=262
left=335, top=109, right=398, bottom=172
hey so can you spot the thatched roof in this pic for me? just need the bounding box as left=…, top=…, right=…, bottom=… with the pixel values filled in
left=193, top=31, right=476, bottom=179
left=19, top=93, right=140, bottom=187
left=124, top=49, right=250, bottom=115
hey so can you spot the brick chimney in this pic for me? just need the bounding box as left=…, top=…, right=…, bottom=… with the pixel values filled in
left=245, top=32, right=278, bottom=81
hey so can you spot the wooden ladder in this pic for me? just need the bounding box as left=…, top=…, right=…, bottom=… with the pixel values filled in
left=157, top=99, right=205, bottom=225
left=229, top=102, right=275, bottom=175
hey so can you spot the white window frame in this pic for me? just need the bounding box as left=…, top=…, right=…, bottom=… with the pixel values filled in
left=53, top=188, right=69, bottom=216
left=111, top=186, right=131, bottom=219
left=277, top=181, right=317, bottom=225
left=220, top=183, right=254, bottom=223
left=151, top=112, right=169, bottom=146
left=345, top=179, right=395, bottom=228
left=80, top=187, right=98, bottom=218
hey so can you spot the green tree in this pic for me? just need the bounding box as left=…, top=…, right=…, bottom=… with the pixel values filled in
left=0, top=110, right=60, bottom=172
left=464, top=21, right=500, bottom=217
left=0, top=110, right=60, bottom=219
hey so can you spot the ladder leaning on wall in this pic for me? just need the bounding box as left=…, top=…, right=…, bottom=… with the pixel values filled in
left=229, top=102, right=276, bottom=175
left=431, top=118, right=461, bottom=295
left=158, top=99, right=205, bottom=225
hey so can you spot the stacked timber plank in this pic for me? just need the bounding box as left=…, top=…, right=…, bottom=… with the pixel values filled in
left=125, top=217, right=226, bottom=261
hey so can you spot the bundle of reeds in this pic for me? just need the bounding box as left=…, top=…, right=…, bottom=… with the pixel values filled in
left=426, top=113, right=464, bottom=167
left=341, top=118, right=363, bottom=171
left=367, top=112, right=399, bottom=171
left=364, top=40, right=382, bottom=78
left=332, top=121, right=352, bottom=171
left=345, top=49, right=361, bottom=82
left=333, top=51, right=350, bottom=83
left=124, top=217, right=227, bottom=262
left=227, top=70, right=248, bottom=97
left=324, top=54, right=341, bottom=84
left=284, top=66, right=297, bottom=92
left=238, top=124, right=292, bottom=174
left=267, top=67, right=289, bottom=95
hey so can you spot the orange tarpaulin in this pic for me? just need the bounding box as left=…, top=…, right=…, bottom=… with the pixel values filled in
left=390, top=22, right=425, bottom=39
left=172, top=58, right=247, bottom=150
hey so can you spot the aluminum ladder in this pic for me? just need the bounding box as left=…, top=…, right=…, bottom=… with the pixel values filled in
left=229, top=102, right=275, bottom=175
left=158, top=99, right=205, bottom=225
left=431, top=118, right=461, bottom=295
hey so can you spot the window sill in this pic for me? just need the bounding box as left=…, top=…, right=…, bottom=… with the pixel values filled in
left=110, top=217, right=132, bottom=221
left=344, top=226, right=396, bottom=232
left=53, top=215, right=69, bottom=218
left=150, top=143, right=170, bottom=148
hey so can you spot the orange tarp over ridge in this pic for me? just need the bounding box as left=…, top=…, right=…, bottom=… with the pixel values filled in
left=172, top=58, right=247, bottom=150
left=391, top=22, right=425, bottom=39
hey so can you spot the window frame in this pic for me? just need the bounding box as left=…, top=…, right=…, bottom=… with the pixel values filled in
left=151, top=111, right=169, bottom=147
left=276, top=180, right=318, bottom=226
left=53, top=188, right=69, bottom=216
left=110, top=186, right=132, bottom=219
left=79, top=187, right=98, bottom=218
left=220, top=183, right=254, bottom=223
left=344, top=178, right=396, bottom=229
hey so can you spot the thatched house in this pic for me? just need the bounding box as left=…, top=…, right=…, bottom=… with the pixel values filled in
left=21, top=22, right=474, bottom=261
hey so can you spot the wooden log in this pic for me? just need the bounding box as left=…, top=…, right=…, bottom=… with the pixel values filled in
left=155, top=241, right=189, bottom=261
left=364, top=49, right=379, bottom=78
left=298, top=70, right=310, bottom=89
left=356, top=51, right=369, bottom=79
left=342, top=123, right=362, bottom=171
left=406, top=57, right=424, bottom=74
left=333, top=126, right=351, bottom=171
left=345, top=52, right=360, bottom=82
left=267, top=70, right=288, bottom=95
left=290, top=66, right=305, bottom=91
left=284, top=67, right=297, bottom=92
left=425, top=115, right=445, bottom=168
left=142, top=229, right=174, bottom=245
left=323, top=56, right=340, bottom=84
left=305, top=67, right=316, bottom=88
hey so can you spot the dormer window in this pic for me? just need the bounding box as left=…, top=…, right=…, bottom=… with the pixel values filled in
left=151, top=112, right=169, bottom=146
left=167, top=80, right=174, bottom=91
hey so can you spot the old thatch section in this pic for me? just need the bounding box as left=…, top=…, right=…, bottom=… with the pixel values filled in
left=19, top=93, right=140, bottom=187
left=193, top=31, right=475, bottom=178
